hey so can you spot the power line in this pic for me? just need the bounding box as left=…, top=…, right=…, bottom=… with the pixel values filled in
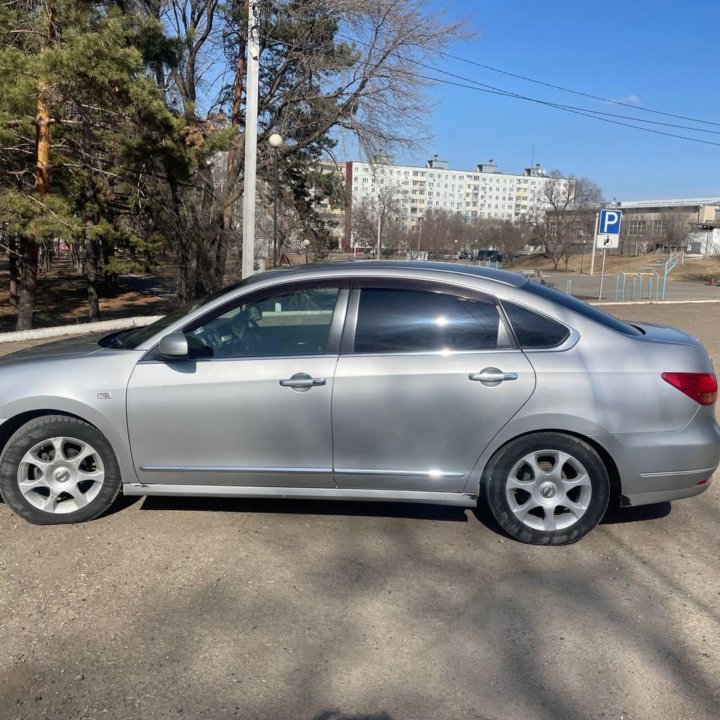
left=387, top=65, right=720, bottom=148
left=327, top=32, right=720, bottom=148
left=431, top=48, right=720, bottom=129
left=402, top=56, right=720, bottom=136
left=406, top=58, right=720, bottom=139
left=333, top=30, right=720, bottom=129
left=261, top=31, right=720, bottom=148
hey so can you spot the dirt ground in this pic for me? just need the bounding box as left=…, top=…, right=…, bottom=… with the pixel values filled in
left=0, top=303, right=719, bottom=720
left=0, top=259, right=171, bottom=333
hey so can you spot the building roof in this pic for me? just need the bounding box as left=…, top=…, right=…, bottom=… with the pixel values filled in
left=618, top=198, right=720, bottom=210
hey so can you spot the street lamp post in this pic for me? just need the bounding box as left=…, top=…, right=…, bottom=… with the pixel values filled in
left=302, top=238, right=311, bottom=264
left=269, top=133, right=283, bottom=267
left=579, top=239, right=587, bottom=274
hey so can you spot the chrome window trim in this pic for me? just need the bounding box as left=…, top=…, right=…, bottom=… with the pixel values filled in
left=343, top=348, right=527, bottom=359
left=519, top=328, right=580, bottom=353
left=499, top=298, right=579, bottom=353
left=138, top=352, right=340, bottom=365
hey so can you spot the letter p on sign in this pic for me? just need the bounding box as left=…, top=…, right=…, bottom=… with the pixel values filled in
left=599, top=209, right=622, bottom=235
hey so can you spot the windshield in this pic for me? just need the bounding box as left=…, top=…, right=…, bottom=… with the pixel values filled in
left=105, top=278, right=252, bottom=349
left=524, top=281, right=643, bottom=337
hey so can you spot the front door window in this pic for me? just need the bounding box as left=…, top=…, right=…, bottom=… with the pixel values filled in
left=186, top=286, right=341, bottom=358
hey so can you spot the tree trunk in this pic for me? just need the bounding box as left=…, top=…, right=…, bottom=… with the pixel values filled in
left=8, top=236, right=19, bottom=308
left=85, top=219, right=101, bottom=322
left=35, top=92, right=52, bottom=195
left=16, top=238, right=39, bottom=331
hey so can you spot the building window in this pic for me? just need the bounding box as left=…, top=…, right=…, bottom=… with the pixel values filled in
left=651, top=220, right=668, bottom=235
left=627, top=219, right=646, bottom=237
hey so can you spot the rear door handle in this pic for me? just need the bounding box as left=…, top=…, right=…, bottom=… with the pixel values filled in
left=469, top=367, right=518, bottom=385
left=279, top=373, right=327, bottom=391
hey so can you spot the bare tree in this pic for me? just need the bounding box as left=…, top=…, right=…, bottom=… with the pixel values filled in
left=538, top=174, right=602, bottom=270
left=352, top=187, right=404, bottom=257
left=469, top=219, right=528, bottom=260
left=416, top=209, right=466, bottom=259
left=158, top=0, right=471, bottom=297
left=658, top=213, right=691, bottom=252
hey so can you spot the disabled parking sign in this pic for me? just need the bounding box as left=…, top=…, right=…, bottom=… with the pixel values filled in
left=596, top=209, right=622, bottom=249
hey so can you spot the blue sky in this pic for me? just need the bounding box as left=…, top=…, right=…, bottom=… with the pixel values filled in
left=384, top=0, right=720, bottom=201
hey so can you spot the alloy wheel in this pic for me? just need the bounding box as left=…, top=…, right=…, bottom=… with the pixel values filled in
left=17, top=436, right=105, bottom=514
left=505, top=449, right=592, bottom=532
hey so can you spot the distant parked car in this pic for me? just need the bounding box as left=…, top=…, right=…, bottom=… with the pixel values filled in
left=0, top=261, right=718, bottom=544
left=476, top=249, right=503, bottom=263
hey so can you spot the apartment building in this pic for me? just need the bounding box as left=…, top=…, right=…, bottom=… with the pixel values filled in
left=316, top=156, right=572, bottom=250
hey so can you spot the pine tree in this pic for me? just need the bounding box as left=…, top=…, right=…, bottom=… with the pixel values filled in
left=0, top=0, right=191, bottom=327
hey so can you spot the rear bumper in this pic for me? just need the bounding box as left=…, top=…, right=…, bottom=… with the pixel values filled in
left=595, top=411, right=720, bottom=507
left=622, top=470, right=713, bottom=507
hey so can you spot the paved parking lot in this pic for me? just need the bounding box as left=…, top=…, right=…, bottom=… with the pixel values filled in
left=0, top=303, right=719, bottom=720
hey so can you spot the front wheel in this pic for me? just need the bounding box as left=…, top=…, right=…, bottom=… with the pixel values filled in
left=0, top=415, right=122, bottom=525
left=485, top=433, right=610, bottom=545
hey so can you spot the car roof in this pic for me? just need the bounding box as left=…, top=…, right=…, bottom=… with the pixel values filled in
left=246, top=260, right=528, bottom=288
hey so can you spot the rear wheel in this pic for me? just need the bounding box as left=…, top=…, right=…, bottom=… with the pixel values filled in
left=0, top=415, right=122, bottom=525
left=485, top=432, right=609, bottom=545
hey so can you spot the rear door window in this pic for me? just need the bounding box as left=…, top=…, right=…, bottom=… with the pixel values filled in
left=353, top=287, right=505, bottom=354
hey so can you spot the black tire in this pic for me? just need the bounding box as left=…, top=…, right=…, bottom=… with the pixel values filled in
left=0, top=415, right=122, bottom=525
left=484, top=432, right=609, bottom=545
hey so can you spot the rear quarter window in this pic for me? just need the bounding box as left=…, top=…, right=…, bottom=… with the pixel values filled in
left=523, top=281, right=643, bottom=336
left=502, top=301, right=570, bottom=349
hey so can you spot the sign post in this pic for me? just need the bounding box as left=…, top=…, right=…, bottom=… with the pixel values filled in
left=589, top=212, right=599, bottom=276
left=595, top=209, right=622, bottom=300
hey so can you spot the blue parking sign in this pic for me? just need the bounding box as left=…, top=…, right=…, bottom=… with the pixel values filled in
left=599, top=209, right=622, bottom=235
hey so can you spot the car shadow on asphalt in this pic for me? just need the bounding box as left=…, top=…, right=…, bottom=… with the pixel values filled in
left=119, top=494, right=672, bottom=531
left=136, top=495, right=470, bottom=522
left=313, top=712, right=394, bottom=720
left=601, top=501, right=671, bottom=524
left=100, top=492, right=144, bottom=517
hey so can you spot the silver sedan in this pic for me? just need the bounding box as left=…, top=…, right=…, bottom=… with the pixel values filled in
left=0, top=262, right=718, bottom=544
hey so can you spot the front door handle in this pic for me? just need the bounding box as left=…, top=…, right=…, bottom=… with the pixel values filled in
left=469, top=367, right=518, bottom=385
left=279, top=373, right=327, bottom=391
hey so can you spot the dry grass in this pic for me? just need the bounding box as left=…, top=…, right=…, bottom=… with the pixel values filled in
left=505, top=253, right=720, bottom=282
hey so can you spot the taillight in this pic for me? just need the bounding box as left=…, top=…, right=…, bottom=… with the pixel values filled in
left=661, top=372, right=718, bottom=406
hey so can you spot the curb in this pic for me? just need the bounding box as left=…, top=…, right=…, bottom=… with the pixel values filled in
left=592, top=299, right=720, bottom=306
left=0, top=316, right=163, bottom=344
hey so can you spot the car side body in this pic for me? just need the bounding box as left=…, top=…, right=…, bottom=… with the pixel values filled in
left=0, top=262, right=717, bottom=541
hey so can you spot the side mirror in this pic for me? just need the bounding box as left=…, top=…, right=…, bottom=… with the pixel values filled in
left=158, top=332, right=189, bottom=360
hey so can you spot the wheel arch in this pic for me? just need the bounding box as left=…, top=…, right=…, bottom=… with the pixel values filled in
left=0, top=402, right=137, bottom=485
left=476, top=428, right=623, bottom=507
left=0, top=410, right=89, bottom=459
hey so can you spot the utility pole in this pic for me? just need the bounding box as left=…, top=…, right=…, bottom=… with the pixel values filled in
left=268, top=133, right=283, bottom=267
left=376, top=208, right=382, bottom=259
left=241, top=0, right=259, bottom=279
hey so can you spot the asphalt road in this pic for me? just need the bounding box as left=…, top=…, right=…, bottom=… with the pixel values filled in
left=0, top=304, right=719, bottom=720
